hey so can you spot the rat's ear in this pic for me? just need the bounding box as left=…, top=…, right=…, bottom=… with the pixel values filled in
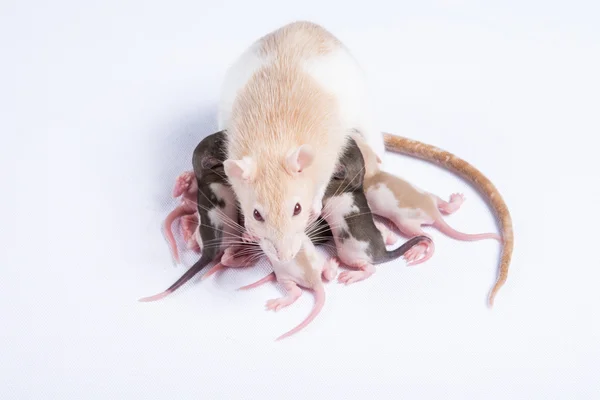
left=286, top=144, right=314, bottom=174
left=224, top=157, right=255, bottom=181
left=332, top=162, right=347, bottom=180
left=201, top=155, right=221, bottom=170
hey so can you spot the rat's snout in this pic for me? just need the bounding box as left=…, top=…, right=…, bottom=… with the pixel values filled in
left=273, top=235, right=302, bottom=263
left=276, top=248, right=296, bottom=263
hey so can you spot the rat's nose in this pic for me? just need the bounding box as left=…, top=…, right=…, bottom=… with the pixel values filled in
left=277, top=248, right=295, bottom=263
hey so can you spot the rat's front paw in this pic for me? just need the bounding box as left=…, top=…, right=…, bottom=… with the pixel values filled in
left=173, top=171, right=195, bottom=198
left=322, top=258, right=339, bottom=281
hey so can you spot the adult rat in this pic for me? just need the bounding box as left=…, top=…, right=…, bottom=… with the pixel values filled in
left=216, top=21, right=512, bottom=306
left=218, top=21, right=385, bottom=265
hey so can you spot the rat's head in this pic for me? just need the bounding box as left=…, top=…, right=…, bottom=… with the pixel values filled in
left=224, top=145, right=317, bottom=263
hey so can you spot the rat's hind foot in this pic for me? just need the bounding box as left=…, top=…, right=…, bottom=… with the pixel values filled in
left=322, top=258, right=339, bottom=281
left=404, top=240, right=435, bottom=266
left=265, top=280, right=302, bottom=311
left=337, top=261, right=376, bottom=285
left=221, top=246, right=258, bottom=267
left=173, top=171, right=195, bottom=198
left=181, top=213, right=199, bottom=242
left=437, top=193, right=465, bottom=215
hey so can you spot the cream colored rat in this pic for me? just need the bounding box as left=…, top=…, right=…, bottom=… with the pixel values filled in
left=218, top=21, right=385, bottom=265
left=215, top=21, right=512, bottom=306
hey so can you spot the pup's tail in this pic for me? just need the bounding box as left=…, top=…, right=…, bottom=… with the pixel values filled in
left=433, top=218, right=501, bottom=242
left=276, top=283, right=326, bottom=341
left=138, top=254, right=213, bottom=302
left=383, top=133, right=513, bottom=307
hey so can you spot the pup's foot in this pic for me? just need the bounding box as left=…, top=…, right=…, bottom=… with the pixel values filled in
left=173, top=171, right=195, bottom=198
left=220, top=246, right=256, bottom=267
left=404, top=240, right=434, bottom=266
left=181, top=213, right=198, bottom=243
left=375, top=220, right=397, bottom=245
left=337, top=262, right=375, bottom=285
left=439, top=193, right=465, bottom=214
left=265, top=281, right=301, bottom=311
left=201, top=262, right=226, bottom=280
left=322, top=258, right=339, bottom=281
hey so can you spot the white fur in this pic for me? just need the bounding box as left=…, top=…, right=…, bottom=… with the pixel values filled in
left=366, top=183, right=430, bottom=222
left=208, top=183, right=239, bottom=249
left=218, top=26, right=385, bottom=162
left=218, top=42, right=270, bottom=130
left=322, top=192, right=371, bottom=260
left=302, top=49, right=385, bottom=161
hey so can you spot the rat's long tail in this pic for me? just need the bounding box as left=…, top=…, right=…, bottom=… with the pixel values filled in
left=378, top=235, right=432, bottom=264
left=138, top=254, right=213, bottom=302
left=276, top=284, right=326, bottom=341
left=383, top=133, right=514, bottom=307
left=433, top=218, right=501, bottom=242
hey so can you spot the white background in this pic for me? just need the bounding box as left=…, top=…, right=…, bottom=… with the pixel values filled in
left=2, top=1, right=599, bottom=398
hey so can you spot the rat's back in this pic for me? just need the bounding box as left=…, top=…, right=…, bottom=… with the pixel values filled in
left=217, top=21, right=385, bottom=160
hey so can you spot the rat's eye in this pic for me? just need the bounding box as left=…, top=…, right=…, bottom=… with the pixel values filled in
left=253, top=209, right=264, bottom=222
left=293, top=203, right=302, bottom=216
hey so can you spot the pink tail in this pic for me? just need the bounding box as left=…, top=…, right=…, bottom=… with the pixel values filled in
left=238, top=272, right=276, bottom=290
left=201, top=263, right=225, bottom=281
left=164, top=205, right=194, bottom=263
left=276, top=284, right=325, bottom=341
left=138, top=290, right=171, bottom=303
left=433, top=218, right=501, bottom=242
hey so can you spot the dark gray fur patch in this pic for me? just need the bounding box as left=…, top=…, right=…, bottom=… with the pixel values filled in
left=337, top=228, right=351, bottom=243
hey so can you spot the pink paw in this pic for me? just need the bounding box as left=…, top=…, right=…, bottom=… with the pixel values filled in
left=322, top=258, right=339, bottom=281
left=385, top=231, right=398, bottom=246
left=173, top=171, right=195, bottom=198
left=440, top=193, right=465, bottom=214
left=266, top=298, right=293, bottom=312
left=337, top=268, right=373, bottom=285
left=404, top=243, right=429, bottom=266
left=181, top=213, right=198, bottom=242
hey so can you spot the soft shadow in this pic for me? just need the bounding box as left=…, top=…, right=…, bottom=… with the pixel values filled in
left=152, top=105, right=219, bottom=209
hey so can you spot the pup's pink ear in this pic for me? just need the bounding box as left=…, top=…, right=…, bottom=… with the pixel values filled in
left=376, top=154, right=383, bottom=164
left=286, top=145, right=314, bottom=174
left=224, top=157, right=255, bottom=181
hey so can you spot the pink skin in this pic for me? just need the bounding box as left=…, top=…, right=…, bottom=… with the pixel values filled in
left=337, top=259, right=376, bottom=285
left=374, top=220, right=398, bottom=246
left=238, top=272, right=276, bottom=290
left=201, top=262, right=226, bottom=281
left=390, top=193, right=499, bottom=266
left=237, top=258, right=336, bottom=340
left=165, top=171, right=200, bottom=262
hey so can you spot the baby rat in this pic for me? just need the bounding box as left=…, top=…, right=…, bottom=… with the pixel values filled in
left=219, top=21, right=387, bottom=265
left=352, top=132, right=500, bottom=266
left=321, top=137, right=432, bottom=284
left=374, top=133, right=514, bottom=306
left=139, top=131, right=240, bottom=302
left=235, top=234, right=339, bottom=341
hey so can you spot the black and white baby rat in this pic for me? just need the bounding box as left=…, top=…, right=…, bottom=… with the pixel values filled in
left=139, top=131, right=240, bottom=301
left=321, top=137, right=431, bottom=284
